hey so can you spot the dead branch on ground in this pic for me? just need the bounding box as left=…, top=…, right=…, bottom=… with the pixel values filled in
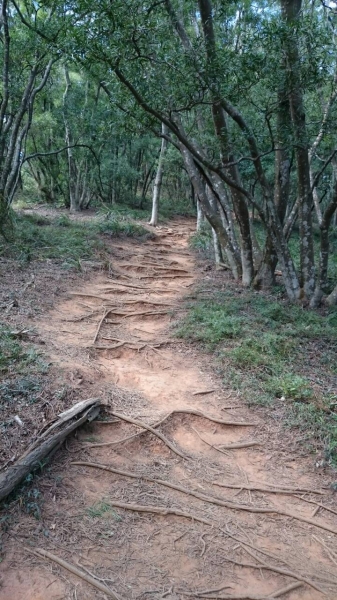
left=0, top=399, right=102, bottom=503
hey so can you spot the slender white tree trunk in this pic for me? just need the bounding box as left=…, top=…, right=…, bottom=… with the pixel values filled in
left=149, top=123, right=168, bottom=226
left=196, top=199, right=204, bottom=231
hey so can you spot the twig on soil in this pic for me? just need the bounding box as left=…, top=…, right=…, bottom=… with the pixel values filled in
left=199, top=533, right=207, bottom=557
left=109, top=411, right=188, bottom=459
left=25, top=547, right=122, bottom=600
left=191, top=427, right=229, bottom=455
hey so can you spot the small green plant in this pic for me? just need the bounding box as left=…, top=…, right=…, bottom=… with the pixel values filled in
left=56, top=215, right=71, bottom=227
left=87, top=500, right=121, bottom=521
left=0, top=326, right=39, bottom=375
left=98, top=217, right=150, bottom=239
left=266, top=373, right=313, bottom=401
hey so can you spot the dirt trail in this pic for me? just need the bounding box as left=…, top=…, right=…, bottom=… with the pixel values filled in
left=1, top=219, right=337, bottom=600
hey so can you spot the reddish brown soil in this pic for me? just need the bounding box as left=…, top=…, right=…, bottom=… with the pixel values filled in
left=1, top=218, right=337, bottom=600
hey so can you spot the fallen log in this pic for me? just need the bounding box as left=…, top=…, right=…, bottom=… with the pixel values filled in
left=0, top=398, right=102, bottom=503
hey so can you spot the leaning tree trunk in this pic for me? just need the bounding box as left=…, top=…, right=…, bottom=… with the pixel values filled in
left=198, top=0, right=254, bottom=285
left=180, top=143, right=240, bottom=279
left=254, top=86, right=291, bottom=289
left=149, top=123, right=168, bottom=226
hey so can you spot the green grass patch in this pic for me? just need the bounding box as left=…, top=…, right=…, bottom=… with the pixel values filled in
left=176, top=286, right=337, bottom=463
left=0, top=325, right=41, bottom=376
left=86, top=500, right=122, bottom=521
left=0, top=210, right=151, bottom=267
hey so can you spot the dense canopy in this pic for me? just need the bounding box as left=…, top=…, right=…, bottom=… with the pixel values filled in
left=1, top=0, right=337, bottom=305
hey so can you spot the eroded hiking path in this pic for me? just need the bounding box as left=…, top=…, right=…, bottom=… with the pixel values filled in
left=2, top=219, right=337, bottom=600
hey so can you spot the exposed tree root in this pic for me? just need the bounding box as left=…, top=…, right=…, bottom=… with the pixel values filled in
left=218, top=442, right=260, bottom=450
left=294, top=496, right=337, bottom=517
left=170, top=408, right=257, bottom=427
left=25, top=547, right=122, bottom=600
left=104, top=280, right=153, bottom=290
left=138, top=274, right=193, bottom=279
left=71, top=461, right=337, bottom=538
left=192, top=427, right=259, bottom=453
left=118, top=262, right=190, bottom=274
left=92, top=309, right=109, bottom=343
left=108, top=411, right=188, bottom=459
left=83, top=409, right=257, bottom=449
left=192, top=426, right=229, bottom=455
left=212, top=481, right=325, bottom=496
left=176, top=584, right=302, bottom=599
left=67, top=484, right=325, bottom=595
left=122, top=300, right=176, bottom=307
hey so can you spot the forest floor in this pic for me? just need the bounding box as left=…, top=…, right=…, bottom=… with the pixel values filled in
left=1, top=213, right=337, bottom=600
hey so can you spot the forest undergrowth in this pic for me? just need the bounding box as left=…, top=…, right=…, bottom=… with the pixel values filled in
left=176, top=226, right=337, bottom=467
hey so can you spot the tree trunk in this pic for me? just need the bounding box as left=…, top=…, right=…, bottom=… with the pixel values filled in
left=198, top=0, right=254, bottom=285
left=254, top=87, right=291, bottom=289
left=281, top=0, right=315, bottom=298
left=63, top=67, right=80, bottom=213
left=196, top=199, right=204, bottom=231
left=206, top=185, right=223, bottom=264
left=149, top=124, right=168, bottom=226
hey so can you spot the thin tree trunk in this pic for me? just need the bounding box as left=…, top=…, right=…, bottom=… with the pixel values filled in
left=63, top=67, right=80, bottom=213
left=149, top=124, right=168, bottom=226
left=206, top=185, right=223, bottom=264
left=196, top=199, right=204, bottom=231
